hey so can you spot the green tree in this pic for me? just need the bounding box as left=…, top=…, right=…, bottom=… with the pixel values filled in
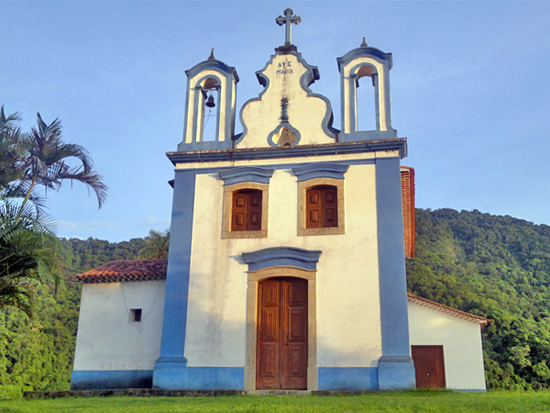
left=0, top=199, right=60, bottom=316
left=138, top=229, right=170, bottom=259
left=20, top=113, right=108, bottom=209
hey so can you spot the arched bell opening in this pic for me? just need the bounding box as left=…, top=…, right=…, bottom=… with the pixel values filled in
left=199, top=77, right=220, bottom=143
left=355, top=65, right=378, bottom=132
left=351, top=63, right=379, bottom=133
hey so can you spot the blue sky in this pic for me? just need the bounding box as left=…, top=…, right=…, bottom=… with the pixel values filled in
left=2, top=1, right=549, bottom=241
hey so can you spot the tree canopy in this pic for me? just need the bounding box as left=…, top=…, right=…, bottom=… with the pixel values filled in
left=0, top=106, right=107, bottom=316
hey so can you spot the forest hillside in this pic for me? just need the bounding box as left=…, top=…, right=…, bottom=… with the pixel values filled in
left=2, top=209, right=550, bottom=397
left=407, top=209, right=550, bottom=390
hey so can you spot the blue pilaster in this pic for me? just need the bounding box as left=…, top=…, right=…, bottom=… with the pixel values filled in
left=375, top=157, right=415, bottom=390
left=153, top=170, right=196, bottom=388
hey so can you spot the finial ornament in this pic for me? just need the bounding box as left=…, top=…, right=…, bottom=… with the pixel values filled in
left=208, top=48, right=215, bottom=60
left=276, top=8, right=301, bottom=46
left=361, top=37, right=368, bottom=48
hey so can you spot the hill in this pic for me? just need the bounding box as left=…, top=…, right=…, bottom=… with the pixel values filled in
left=407, top=208, right=550, bottom=389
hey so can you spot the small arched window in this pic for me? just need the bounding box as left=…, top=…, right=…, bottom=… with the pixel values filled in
left=305, top=185, right=338, bottom=229
left=231, top=189, right=262, bottom=232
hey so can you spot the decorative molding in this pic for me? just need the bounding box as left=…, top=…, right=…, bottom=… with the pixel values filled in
left=219, top=167, right=275, bottom=186
left=292, top=162, right=349, bottom=182
left=167, top=139, right=407, bottom=165
left=185, top=59, right=239, bottom=82
left=337, top=46, right=393, bottom=70
left=242, top=247, right=322, bottom=271
left=267, top=123, right=301, bottom=147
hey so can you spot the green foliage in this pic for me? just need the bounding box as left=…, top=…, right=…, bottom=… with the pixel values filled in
left=0, top=106, right=107, bottom=211
left=0, top=236, right=146, bottom=399
left=0, top=199, right=61, bottom=316
left=138, top=230, right=170, bottom=260
left=408, top=208, right=550, bottom=390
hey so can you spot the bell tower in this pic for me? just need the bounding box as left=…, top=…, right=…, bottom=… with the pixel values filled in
left=178, top=50, right=239, bottom=151
left=337, top=39, right=397, bottom=141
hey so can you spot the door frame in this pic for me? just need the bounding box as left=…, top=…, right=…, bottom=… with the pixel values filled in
left=244, top=266, right=318, bottom=390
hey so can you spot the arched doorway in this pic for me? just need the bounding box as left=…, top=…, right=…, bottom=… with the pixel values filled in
left=256, top=277, right=308, bottom=390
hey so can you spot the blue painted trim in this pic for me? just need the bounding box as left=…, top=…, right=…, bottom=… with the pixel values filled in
left=337, top=46, right=393, bottom=71
left=267, top=123, right=302, bottom=147
left=219, top=166, right=275, bottom=185
left=185, top=59, right=239, bottom=82
left=234, top=50, right=336, bottom=147
left=153, top=170, right=196, bottom=387
left=292, top=162, right=349, bottom=181
left=375, top=157, right=416, bottom=390
left=167, top=139, right=407, bottom=165
left=153, top=364, right=244, bottom=390
left=178, top=58, right=238, bottom=152
left=173, top=159, right=375, bottom=177
left=70, top=370, right=153, bottom=390
left=242, top=246, right=322, bottom=271
left=191, top=74, right=223, bottom=147
left=318, top=368, right=378, bottom=391
left=186, top=367, right=244, bottom=390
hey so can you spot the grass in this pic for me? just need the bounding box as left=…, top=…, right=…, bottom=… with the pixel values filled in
left=2, top=390, right=550, bottom=413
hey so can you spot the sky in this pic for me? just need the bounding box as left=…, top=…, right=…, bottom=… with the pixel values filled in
left=1, top=0, right=549, bottom=242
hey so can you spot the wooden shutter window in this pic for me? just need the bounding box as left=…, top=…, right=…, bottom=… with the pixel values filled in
left=306, top=185, right=338, bottom=229
left=231, top=189, right=262, bottom=231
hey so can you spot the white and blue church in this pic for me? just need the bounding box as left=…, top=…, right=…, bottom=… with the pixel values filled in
left=70, top=9, right=489, bottom=392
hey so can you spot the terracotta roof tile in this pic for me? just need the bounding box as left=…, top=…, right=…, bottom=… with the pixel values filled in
left=69, top=260, right=168, bottom=284
left=407, top=292, right=490, bottom=328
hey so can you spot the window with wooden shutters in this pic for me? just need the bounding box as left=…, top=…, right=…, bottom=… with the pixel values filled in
left=232, top=189, right=262, bottom=231
left=222, top=182, right=268, bottom=239
left=298, top=178, right=345, bottom=236
left=306, top=185, right=338, bottom=229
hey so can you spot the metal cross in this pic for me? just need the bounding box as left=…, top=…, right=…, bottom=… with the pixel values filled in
left=276, top=8, right=301, bottom=46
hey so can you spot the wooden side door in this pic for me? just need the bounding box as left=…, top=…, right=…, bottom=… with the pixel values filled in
left=257, top=278, right=308, bottom=390
left=411, top=345, right=446, bottom=389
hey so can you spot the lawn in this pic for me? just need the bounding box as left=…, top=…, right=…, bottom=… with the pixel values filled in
left=2, top=391, right=550, bottom=413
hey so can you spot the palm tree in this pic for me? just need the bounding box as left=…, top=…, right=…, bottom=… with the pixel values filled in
left=138, top=229, right=170, bottom=260
left=20, top=113, right=108, bottom=209
left=0, top=198, right=60, bottom=316
left=0, top=106, right=25, bottom=194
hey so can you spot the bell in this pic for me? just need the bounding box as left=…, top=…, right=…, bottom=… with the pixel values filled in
left=205, top=94, right=215, bottom=108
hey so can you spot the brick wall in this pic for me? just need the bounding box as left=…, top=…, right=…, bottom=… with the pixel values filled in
left=401, top=167, right=415, bottom=259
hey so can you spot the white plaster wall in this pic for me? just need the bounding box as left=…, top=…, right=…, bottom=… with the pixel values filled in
left=183, top=155, right=383, bottom=369
left=408, top=301, right=487, bottom=390
left=240, top=54, right=335, bottom=148
left=73, top=280, right=165, bottom=371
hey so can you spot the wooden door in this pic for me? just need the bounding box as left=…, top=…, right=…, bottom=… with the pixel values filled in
left=256, top=278, right=308, bottom=390
left=411, top=345, right=446, bottom=389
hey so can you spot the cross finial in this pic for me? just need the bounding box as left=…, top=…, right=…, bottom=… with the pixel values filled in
left=276, top=8, right=301, bottom=46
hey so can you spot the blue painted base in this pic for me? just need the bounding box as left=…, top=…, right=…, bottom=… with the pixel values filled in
left=377, top=357, right=416, bottom=390
left=70, top=370, right=153, bottom=390
left=153, top=359, right=244, bottom=390
left=318, top=368, right=378, bottom=390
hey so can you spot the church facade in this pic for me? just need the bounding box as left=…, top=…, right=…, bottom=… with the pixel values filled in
left=70, top=9, right=488, bottom=392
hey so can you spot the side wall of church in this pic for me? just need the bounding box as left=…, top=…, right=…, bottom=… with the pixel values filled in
left=71, top=280, right=166, bottom=390
left=182, top=155, right=384, bottom=379
left=408, top=301, right=487, bottom=390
